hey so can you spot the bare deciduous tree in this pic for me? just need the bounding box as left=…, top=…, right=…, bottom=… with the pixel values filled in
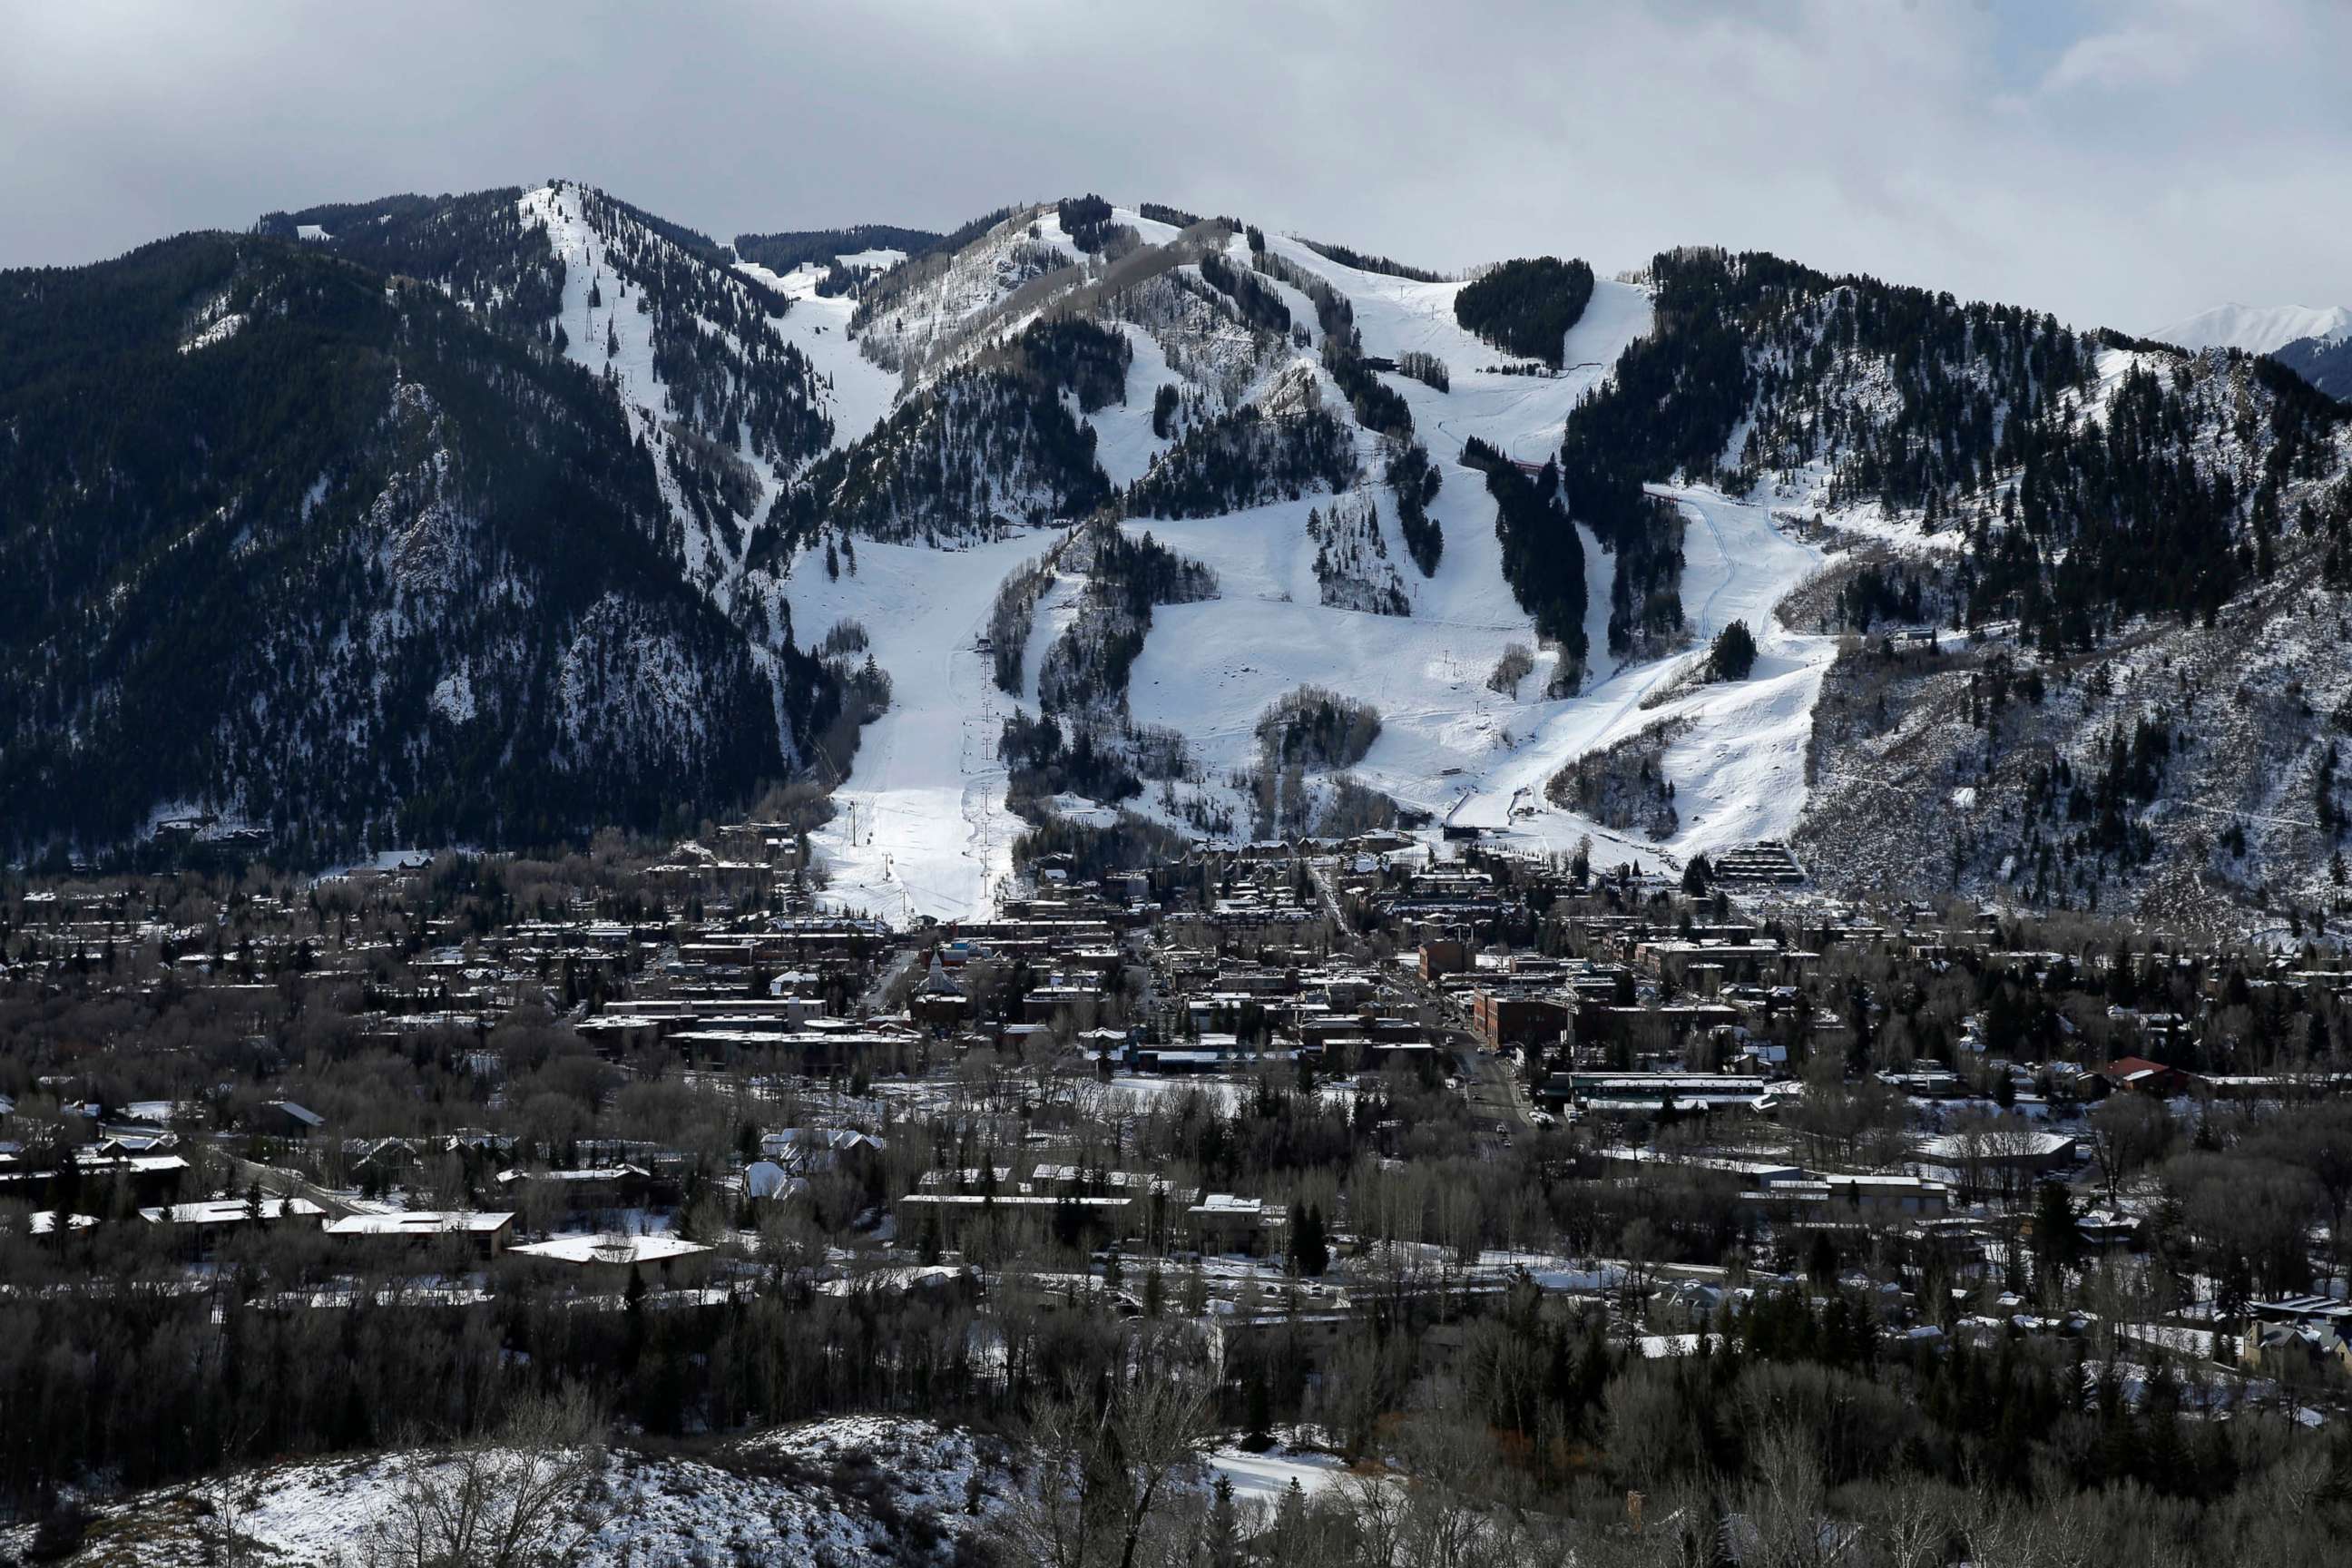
left=996, top=1334, right=1220, bottom=1568
left=354, top=1389, right=608, bottom=1568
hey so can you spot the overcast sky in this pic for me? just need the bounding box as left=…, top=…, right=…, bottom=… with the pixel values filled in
left=5, top=0, right=2346, bottom=331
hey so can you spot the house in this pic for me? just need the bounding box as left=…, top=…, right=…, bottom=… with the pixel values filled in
left=1188, top=1193, right=1279, bottom=1257
left=2097, top=1056, right=2195, bottom=1097
left=2073, top=1210, right=2141, bottom=1251
left=493, top=1164, right=656, bottom=1215
left=344, top=1137, right=423, bottom=1180
left=1418, top=940, right=1469, bottom=983
left=1549, top=1071, right=1777, bottom=1116
left=508, top=1231, right=713, bottom=1281
left=895, top=1191, right=1135, bottom=1249
left=1470, top=992, right=1569, bottom=1050
left=323, top=1210, right=514, bottom=1259
left=2240, top=1320, right=2352, bottom=1376
left=263, top=1100, right=327, bottom=1138
left=1763, top=1172, right=1950, bottom=1222
left=140, top=1197, right=325, bottom=1259
left=1912, top=1131, right=2078, bottom=1181
left=761, top=1127, right=887, bottom=1179
left=911, top=954, right=971, bottom=1026
left=64, top=1150, right=192, bottom=1204
left=741, top=1161, right=805, bottom=1201
left=2248, top=1295, right=2352, bottom=1341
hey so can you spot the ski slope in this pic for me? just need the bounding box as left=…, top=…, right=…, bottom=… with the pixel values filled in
left=1123, top=240, right=1834, bottom=867
left=784, top=531, right=1069, bottom=922
left=1127, top=482, right=1830, bottom=870
left=1445, top=485, right=1833, bottom=859
left=732, top=258, right=903, bottom=450
left=781, top=208, right=1848, bottom=916
left=1256, top=233, right=1656, bottom=467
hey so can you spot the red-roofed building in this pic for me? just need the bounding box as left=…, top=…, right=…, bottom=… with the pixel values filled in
left=2098, top=1056, right=2195, bottom=1096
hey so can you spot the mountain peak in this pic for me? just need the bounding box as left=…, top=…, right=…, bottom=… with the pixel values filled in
left=2151, top=300, right=2352, bottom=355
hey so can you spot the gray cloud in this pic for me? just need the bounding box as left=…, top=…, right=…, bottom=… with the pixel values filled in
left=5, top=0, right=2347, bottom=329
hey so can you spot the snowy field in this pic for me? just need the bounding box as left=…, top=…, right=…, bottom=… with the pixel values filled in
left=1206, top=1439, right=1354, bottom=1506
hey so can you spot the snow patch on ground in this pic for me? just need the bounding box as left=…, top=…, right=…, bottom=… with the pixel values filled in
left=428, top=671, right=475, bottom=724
left=1206, top=1441, right=1352, bottom=1505
left=178, top=292, right=245, bottom=354
left=3, top=1417, right=1004, bottom=1568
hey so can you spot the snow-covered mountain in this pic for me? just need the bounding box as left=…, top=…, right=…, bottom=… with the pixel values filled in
left=756, top=211, right=2352, bottom=930
left=2153, top=301, right=2352, bottom=356
left=11, top=184, right=2352, bottom=929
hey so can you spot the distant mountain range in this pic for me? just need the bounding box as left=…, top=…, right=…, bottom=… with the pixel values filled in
left=5, top=182, right=2350, bottom=933
left=2155, top=301, right=2352, bottom=398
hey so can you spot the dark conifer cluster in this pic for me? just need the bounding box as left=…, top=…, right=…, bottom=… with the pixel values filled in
left=1124, top=398, right=1356, bottom=519
left=998, top=710, right=1144, bottom=803
left=1462, top=438, right=1589, bottom=673
left=1325, top=348, right=1413, bottom=441
left=1197, top=251, right=1292, bottom=337
left=1386, top=441, right=1445, bottom=576
left=1055, top=192, right=1117, bottom=252
left=1004, top=314, right=1132, bottom=414
left=730, top=223, right=943, bottom=276
left=1453, top=255, right=1595, bottom=368
left=1710, top=618, right=1759, bottom=680
left=260, top=189, right=564, bottom=336
left=1297, top=237, right=1446, bottom=283
left=1254, top=686, right=1383, bottom=769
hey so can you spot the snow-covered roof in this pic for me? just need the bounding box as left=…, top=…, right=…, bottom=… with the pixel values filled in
left=324, top=1210, right=513, bottom=1237
left=511, top=1233, right=712, bottom=1266
left=141, top=1198, right=324, bottom=1226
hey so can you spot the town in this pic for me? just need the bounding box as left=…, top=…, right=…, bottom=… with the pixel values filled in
left=5, top=804, right=2352, bottom=1558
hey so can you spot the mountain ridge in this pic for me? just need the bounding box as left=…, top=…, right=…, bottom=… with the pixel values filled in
left=2152, top=300, right=2352, bottom=356
left=6, top=181, right=2351, bottom=935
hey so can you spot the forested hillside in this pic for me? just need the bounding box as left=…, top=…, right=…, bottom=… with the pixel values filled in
left=1506, top=245, right=2352, bottom=920
left=0, top=231, right=829, bottom=861
left=2274, top=331, right=2352, bottom=400
left=1558, top=247, right=2349, bottom=658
